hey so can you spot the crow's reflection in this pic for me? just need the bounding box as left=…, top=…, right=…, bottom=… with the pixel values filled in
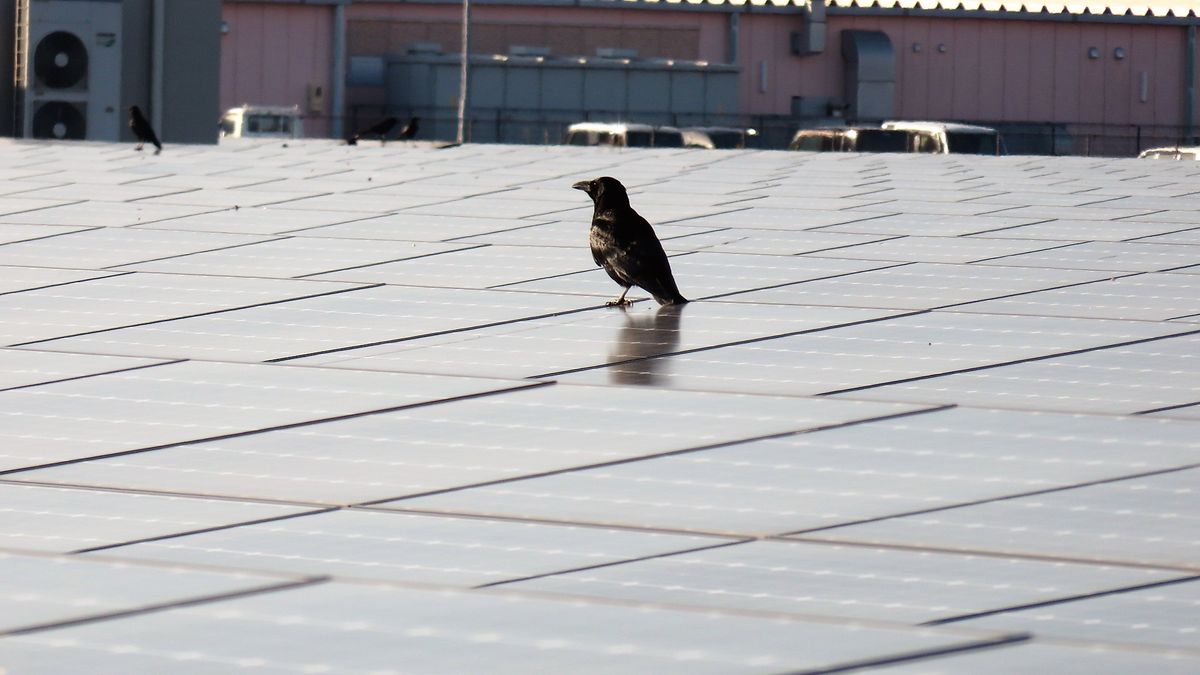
left=607, top=304, right=685, bottom=386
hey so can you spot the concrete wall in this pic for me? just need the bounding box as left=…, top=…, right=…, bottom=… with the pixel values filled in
left=220, top=1, right=334, bottom=137
left=120, top=0, right=152, bottom=143
left=119, top=0, right=221, bottom=144
left=163, top=0, right=222, bottom=143
left=0, top=0, right=14, bottom=136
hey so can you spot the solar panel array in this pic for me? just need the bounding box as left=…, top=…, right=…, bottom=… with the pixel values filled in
left=0, top=139, right=1196, bottom=672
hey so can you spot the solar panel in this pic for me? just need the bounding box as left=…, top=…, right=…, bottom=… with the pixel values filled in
left=137, top=188, right=332, bottom=209
left=30, top=285, right=599, bottom=362
left=385, top=406, right=1200, bottom=537
left=451, top=220, right=726, bottom=250
left=120, top=236, right=472, bottom=279
left=293, top=212, right=558, bottom=242
left=976, top=219, right=1198, bottom=242
left=843, top=333, right=1200, bottom=414
left=288, top=302, right=904, bottom=380
left=402, top=194, right=586, bottom=220
left=311, top=244, right=599, bottom=288
left=0, top=272, right=365, bottom=345
left=976, top=241, right=1200, bottom=272
left=560, top=311, right=1188, bottom=395
left=0, top=199, right=216, bottom=228
left=0, top=196, right=81, bottom=217
left=0, top=359, right=538, bottom=471
left=654, top=228, right=896, bottom=255
left=801, top=468, right=1200, bottom=569
left=807, top=235, right=1081, bottom=264
left=0, top=139, right=1196, bottom=672
left=659, top=206, right=886, bottom=230
left=729, top=263, right=1109, bottom=309
left=136, top=205, right=371, bottom=235
left=0, top=579, right=1019, bottom=674
left=0, top=265, right=117, bottom=295
left=512, top=539, right=1180, bottom=623
left=0, top=227, right=272, bottom=269
left=863, top=641, right=1200, bottom=675
left=100, top=508, right=722, bottom=586
left=12, top=383, right=922, bottom=504
left=0, top=223, right=88, bottom=244
left=0, top=549, right=302, bottom=634
left=11, top=181, right=192, bottom=203
left=509, top=251, right=897, bottom=300
left=1133, top=228, right=1200, bottom=245
left=813, top=212, right=1046, bottom=237
left=0, top=482, right=310, bottom=553
left=952, top=272, right=1200, bottom=321
left=959, top=578, right=1200, bottom=650
left=982, top=204, right=1158, bottom=222
left=0, top=348, right=161, bottom=390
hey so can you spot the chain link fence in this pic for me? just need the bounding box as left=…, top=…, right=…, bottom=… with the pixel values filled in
left=338, top=106, right=1197, bottom=157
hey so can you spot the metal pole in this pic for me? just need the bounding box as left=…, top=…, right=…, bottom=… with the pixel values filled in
left=152, top=0, right=165, bottom=137
left=1185, top=24, right=1196, bottom=142
left=331, top=1, right=346, bottom=140
left=456, top=0, right=470, bottom=144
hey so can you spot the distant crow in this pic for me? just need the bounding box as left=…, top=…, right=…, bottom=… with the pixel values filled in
left=128, top=105, right=161, bottom=154
left=398, top=116, right=419, bottom=140
left=347, top=116, right=397, bottom=146
left=571, top=176, right=688, bottom=306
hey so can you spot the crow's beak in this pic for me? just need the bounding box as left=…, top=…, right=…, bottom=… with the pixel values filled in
left=571, top=180, right=590, bottom=192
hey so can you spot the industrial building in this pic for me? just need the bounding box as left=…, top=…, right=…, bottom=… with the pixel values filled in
left=1, top=1, right=1197, bottom=153
left=218, top=0, right=1200, bottom=154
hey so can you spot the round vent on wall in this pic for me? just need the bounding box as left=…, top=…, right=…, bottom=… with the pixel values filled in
left=31, top=101, right=86, bottom=139
left=33, top=30, right=88, bottom=89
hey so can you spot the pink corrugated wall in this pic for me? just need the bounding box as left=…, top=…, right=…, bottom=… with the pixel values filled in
left=738, top=13, right=1193, bottom=130
left=220, top=3, right=333, bottom=137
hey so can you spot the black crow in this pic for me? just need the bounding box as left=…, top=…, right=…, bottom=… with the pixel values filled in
left=347, top=116, right=398, bottom=146
left=571, top=176, right=688, bottom=306
left=128, top=105, right=161, bottom=154
left=398, top=116, right=419, bottom=140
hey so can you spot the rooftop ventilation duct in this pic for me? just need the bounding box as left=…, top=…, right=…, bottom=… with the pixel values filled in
left=841, top=30, right=895, bottom=121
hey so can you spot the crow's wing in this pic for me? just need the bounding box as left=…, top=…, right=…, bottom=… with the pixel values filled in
left=604, top=208, right=682, bottom=301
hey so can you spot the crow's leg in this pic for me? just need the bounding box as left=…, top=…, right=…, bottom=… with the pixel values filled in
left=135, top=142, right=143, bottom=151
left=605, top=286, right=633, bottom=307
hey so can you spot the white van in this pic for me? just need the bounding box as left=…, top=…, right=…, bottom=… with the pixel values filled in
left=881, top=121, right=1002, bottom=155
left=1139, top=146, right=1200, bottom=160
left=563, top=122, right=684, bottom=148
left=219, top=105, right=304, bottom=139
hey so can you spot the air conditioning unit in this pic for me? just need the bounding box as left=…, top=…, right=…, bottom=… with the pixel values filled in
left=20, top=0, right=123, bottom=141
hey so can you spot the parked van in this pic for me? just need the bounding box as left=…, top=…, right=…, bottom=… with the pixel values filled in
left=563, top=122, right=684, bottom=148
left=219, top=105, right=304, bottom=139
left=681, top=126, right=758, bottom=149
left=1139, top=146, right=1200, bottom=160
left=788, top=127, right=909, bottom=153
left=881, top=121, right=1002, bottom=155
